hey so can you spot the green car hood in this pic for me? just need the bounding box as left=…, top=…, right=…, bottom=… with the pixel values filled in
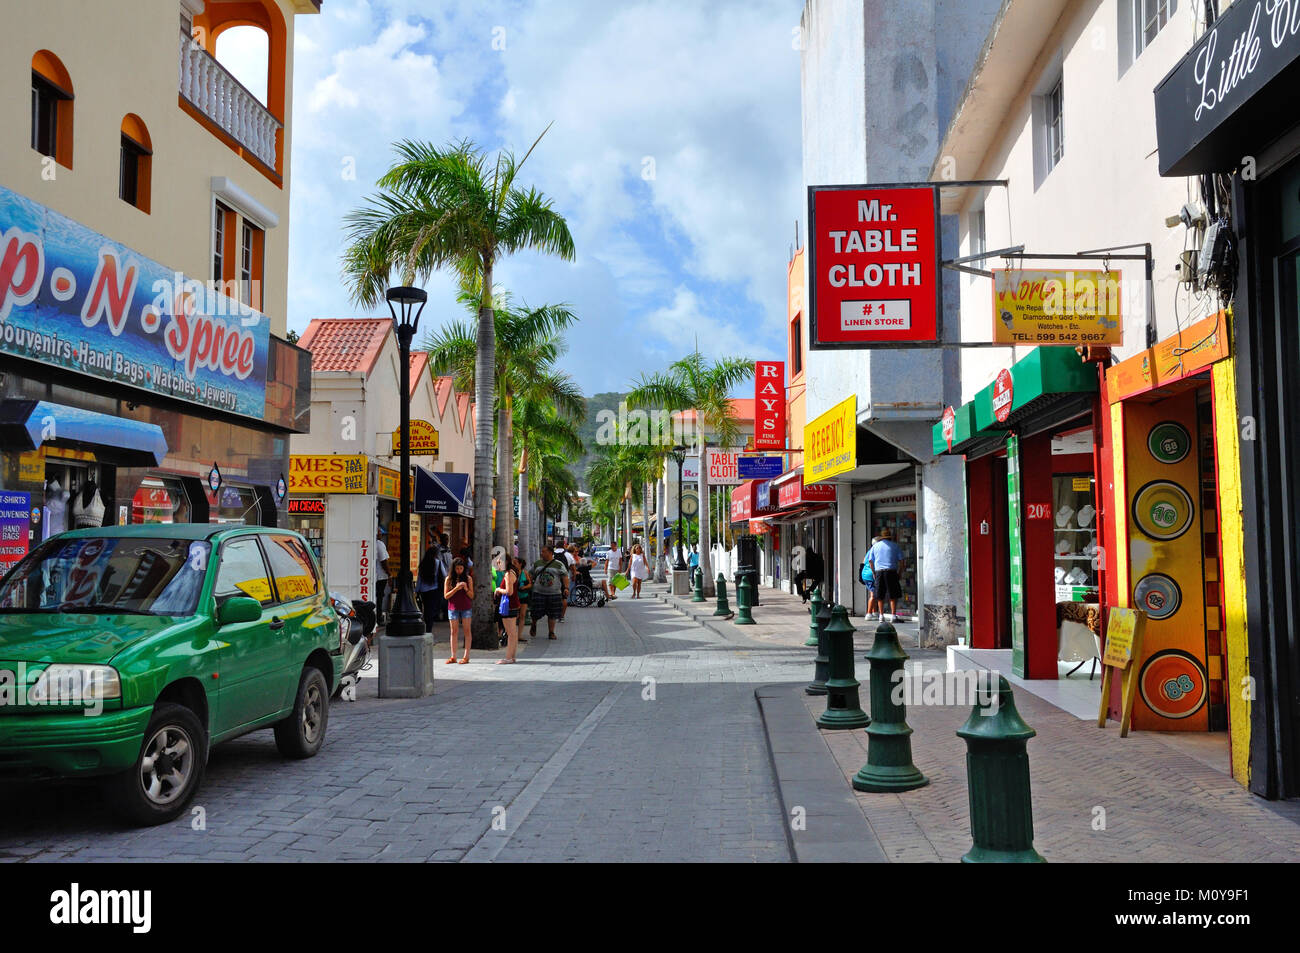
left=0, top=613, right=188, bottom=665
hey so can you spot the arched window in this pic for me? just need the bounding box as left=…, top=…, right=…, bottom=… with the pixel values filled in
left=120, top=114, right=152, bottom=213
left=214, top=25, right=269, bottom=105
left=31, top=50, right=73, bottom=169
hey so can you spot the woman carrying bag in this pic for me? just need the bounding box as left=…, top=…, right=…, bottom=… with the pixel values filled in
left=495, top=554, right=520, bottom=664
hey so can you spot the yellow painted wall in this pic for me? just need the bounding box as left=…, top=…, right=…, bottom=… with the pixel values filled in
left=0, top=0, right=307, bottom=336
left=1213, top=352, right=1251, bottom=786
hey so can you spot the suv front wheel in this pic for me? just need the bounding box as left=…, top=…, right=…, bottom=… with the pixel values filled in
left=274, top=666, right=329, bottom=759
left=106, top=703, right=208, bottom=826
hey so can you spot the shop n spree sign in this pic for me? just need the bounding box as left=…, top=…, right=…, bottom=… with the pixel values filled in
left=0, top=186, right=269, bottom=419
left=808, top=184, right=940, bottom=347
left=992, top=269, right=1122, bottom=345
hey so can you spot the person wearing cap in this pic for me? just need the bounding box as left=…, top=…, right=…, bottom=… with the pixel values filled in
left=866, top=528, right=906, bottom=620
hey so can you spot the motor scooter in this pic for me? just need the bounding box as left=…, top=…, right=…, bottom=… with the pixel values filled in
left=331, top=592, right=376, bottom=700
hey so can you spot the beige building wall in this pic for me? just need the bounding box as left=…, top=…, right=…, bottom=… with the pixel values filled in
left=947, top=0, right=1203, bottom=403
left=0, top=0, right=316, bottom=337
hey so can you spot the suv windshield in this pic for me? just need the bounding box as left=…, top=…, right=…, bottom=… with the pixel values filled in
left=0, top=536, right=211, bottom=616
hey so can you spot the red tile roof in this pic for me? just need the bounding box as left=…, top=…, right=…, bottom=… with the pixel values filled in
left=298, top=319, right=391, bottom=374
left=408, top=351, right=429, bottom=397
left=434, top=376, right=454, bottom=416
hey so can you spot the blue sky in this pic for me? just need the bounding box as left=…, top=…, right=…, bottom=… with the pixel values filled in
left=227, top=0, right=803, bottom=395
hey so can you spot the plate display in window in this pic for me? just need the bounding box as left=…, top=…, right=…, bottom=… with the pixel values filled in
left=1138, top=650, right=1207, bottom=720
left=1133, top=573, right=1181, bottom=620
left=1131, top=480, right=1195, bottom=541
left=1147, top=421, right=1191, bottom=464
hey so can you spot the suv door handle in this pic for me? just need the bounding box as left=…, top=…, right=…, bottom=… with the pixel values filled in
left=268, top=616, right=285, bottom=630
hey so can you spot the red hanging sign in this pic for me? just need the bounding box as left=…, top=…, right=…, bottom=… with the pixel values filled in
left=941, top=406, right=956, bottom=449
left=754, top=360, right=786, bottom=450
left=808, top=184, right=940, bottom=347
left=993, top=369, right=1014, bottom=423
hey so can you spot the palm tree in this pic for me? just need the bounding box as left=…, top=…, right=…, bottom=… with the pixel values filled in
left=423, top=282, right=584, bottom=559
left=513, top=394, right=583, bottom=564
left=626, top=352, right=752, bottom=595
left=342, top=134, right=574, bottom=646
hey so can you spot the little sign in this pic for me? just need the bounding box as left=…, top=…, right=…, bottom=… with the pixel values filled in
left=992, top=369, right=1014, bottom=423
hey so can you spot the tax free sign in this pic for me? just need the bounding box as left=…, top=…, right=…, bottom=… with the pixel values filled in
left=808, top=184, right=941, bottom=347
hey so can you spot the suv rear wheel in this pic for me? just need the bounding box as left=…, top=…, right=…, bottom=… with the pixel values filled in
left=274, top=666, right=329, bottom=759
left=106, top=703, right=207, bottom=826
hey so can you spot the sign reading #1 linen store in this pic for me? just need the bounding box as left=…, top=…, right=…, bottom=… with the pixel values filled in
left=0, top=185, right=270, bottom=419
left=808, top=184, right=940, bottom=348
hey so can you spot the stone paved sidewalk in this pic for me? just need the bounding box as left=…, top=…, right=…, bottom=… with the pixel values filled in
left=793, top=672, right=1300, bottom=862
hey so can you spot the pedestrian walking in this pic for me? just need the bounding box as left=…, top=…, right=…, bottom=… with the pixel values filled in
left=859, top=538, right=879, bottom=620
left=866, top=529, right=905, bottom=620
left=417, top=540, right=442, bottom=632
left=443, top=557, right=474, bottom=663
left=528, top=545, right=570, bottom=641
left=374, top=529, right=390, bottom=624
left=494, top=553, right=520, bottom=664
left=629, top=543, right=650, bottom=598
left=512, top=554, right=532, bottom=640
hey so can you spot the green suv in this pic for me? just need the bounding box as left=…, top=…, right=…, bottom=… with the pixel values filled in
left=0, top=524, right=343, bottom=825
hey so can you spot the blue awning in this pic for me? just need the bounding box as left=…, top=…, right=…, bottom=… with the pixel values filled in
left=414, top=467, right=473, bottom=517
left=0, top=400, right=168, bottom=466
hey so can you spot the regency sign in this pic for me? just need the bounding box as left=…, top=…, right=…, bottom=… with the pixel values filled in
left=808, top=184, right=940, bottom=347
left=1154, top=0, right=1300, bottom=176
left=804, top=395, right=857, bottom=482
left=0, top=186, right=270, bottom=419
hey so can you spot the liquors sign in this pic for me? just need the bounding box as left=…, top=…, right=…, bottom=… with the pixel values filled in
left=0, top=186, right=269, bottom=419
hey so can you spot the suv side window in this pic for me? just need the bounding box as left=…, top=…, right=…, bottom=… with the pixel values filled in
left=263, top=535, right=320, bottom=604
left=214, top=537, right=274, bottom=606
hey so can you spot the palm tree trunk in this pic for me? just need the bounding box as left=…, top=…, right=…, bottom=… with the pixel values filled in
left=698, top=444, right=714, bottom=595
left=517, top=467, right=529, bottom=565
left=496, top=401, right=513, bottom=552
left=654, top=476, right=667, bottom=582
left=471, top=260, right=497, bottom=650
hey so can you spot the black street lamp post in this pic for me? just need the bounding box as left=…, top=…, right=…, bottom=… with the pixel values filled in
left=670, top=445, right=688, bottom=571
left=386, top=285, right=427, bottom=638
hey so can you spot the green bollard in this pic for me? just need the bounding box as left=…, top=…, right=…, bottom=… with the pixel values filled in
left=805, top=598, right=832, bottom=696
left=852, top=620, right=928, bottom=792
left=804, top=587, right=823, bottom=646
left=816, top=605, right=870, bottom=729
left=735, top=575, right=755, bottom=625
left=713, top=574, right=731, bottom=616
left=692, top=566, right=706, bottom=602
left=958, top=675, right=1046, bottom=863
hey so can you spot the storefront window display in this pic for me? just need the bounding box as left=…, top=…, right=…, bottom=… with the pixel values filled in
left=1052, top=473, right=1099, bottom=602
left=870, top=501, right=917, bottom=616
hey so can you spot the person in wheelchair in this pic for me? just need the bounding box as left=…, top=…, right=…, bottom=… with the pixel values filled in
left=570, top=557, right=611, bottom=607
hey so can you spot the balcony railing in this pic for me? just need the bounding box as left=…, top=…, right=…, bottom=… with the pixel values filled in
left=178, top=25, right=281, bottom=171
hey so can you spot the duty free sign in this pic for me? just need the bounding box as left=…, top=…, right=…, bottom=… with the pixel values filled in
left=807, top=184, right=941, bottom=348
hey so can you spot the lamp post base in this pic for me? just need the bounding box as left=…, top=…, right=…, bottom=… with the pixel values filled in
left=671, top=569, right=692, bottom=596
left=378, top=633, right=435, bottom=698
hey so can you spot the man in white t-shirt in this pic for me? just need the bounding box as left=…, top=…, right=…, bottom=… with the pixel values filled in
left=375, top=531, right=390, bottom=623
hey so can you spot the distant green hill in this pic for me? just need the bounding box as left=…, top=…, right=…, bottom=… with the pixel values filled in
left=575, top=390, right=628, bottom=490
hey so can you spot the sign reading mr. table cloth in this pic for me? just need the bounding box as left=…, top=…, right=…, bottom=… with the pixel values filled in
left=0, top=186, right=270, bottom=419
left=808, top=185, right=940, bottom=347
left=753, top=360, right=786, bottom=450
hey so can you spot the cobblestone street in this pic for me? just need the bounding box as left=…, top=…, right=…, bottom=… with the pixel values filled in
left=0, top=594, right=809, bottom=863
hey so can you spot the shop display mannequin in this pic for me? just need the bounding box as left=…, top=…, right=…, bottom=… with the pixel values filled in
left=43, top=480, right=69, bottom=540
left=72, top=478, right=105, bottom=528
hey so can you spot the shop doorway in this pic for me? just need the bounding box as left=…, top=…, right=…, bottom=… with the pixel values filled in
left=41, top=457, right=110, bottom=539
left=991, top=455, right=1011, bottom=649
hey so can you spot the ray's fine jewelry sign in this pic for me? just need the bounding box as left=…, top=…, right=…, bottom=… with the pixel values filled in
left=807, top=184, right=940, bottom=347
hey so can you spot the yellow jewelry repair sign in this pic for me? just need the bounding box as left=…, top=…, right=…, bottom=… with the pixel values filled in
left=992, top=269, right=1123, bottom=345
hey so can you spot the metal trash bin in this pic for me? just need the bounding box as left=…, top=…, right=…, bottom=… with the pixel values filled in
left=734, top=533, right=760, bottom=606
